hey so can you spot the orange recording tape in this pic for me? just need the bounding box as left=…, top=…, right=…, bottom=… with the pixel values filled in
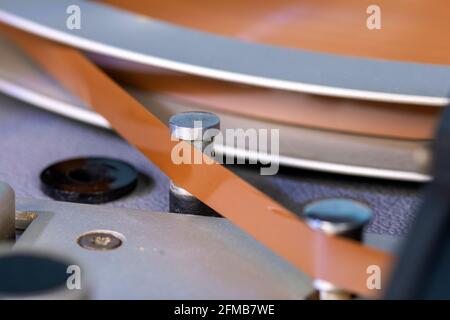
left=0, top=24, right=393, bottom=297
left=93, top=0, right=449, bottom=140
left=106, top=68, right=439, bottom=140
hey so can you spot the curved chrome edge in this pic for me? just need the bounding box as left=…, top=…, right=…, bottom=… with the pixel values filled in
left=0, top=77, right=431, bottom=182
left=215, top=145, right=430, bottom=183
left=0, top=0, right=448, bottom=106
left=0, top=78, right=110, bottom=128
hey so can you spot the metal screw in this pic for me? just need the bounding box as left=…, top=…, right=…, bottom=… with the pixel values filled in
left=302, top=198, right=373, bottom=300
left=15, top=211, right=38, bottom=231
left=77, top=231, right=124, bottom=250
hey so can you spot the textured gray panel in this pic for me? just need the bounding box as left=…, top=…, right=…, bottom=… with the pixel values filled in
left=0, top=93, right=422, bottom=236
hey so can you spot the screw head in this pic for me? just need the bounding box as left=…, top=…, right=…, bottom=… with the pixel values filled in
left=77, top=230, right=124, bottom=251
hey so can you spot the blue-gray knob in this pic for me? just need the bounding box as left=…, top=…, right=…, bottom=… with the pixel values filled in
left=303, top=198, right=372, bottom=241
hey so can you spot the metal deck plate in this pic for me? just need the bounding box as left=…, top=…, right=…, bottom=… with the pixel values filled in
left=15, top=198, right=313, bottom=299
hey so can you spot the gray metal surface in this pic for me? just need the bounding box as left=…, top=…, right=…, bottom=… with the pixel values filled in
left=14, top=197, right=314, bottom=299
left=0, top=0, right=449, bottom=105
left=0, top=178, right=402, bottom=300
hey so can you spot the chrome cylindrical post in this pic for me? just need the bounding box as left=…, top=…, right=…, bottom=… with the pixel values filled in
left=169, top=111, right=221, bottom=217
